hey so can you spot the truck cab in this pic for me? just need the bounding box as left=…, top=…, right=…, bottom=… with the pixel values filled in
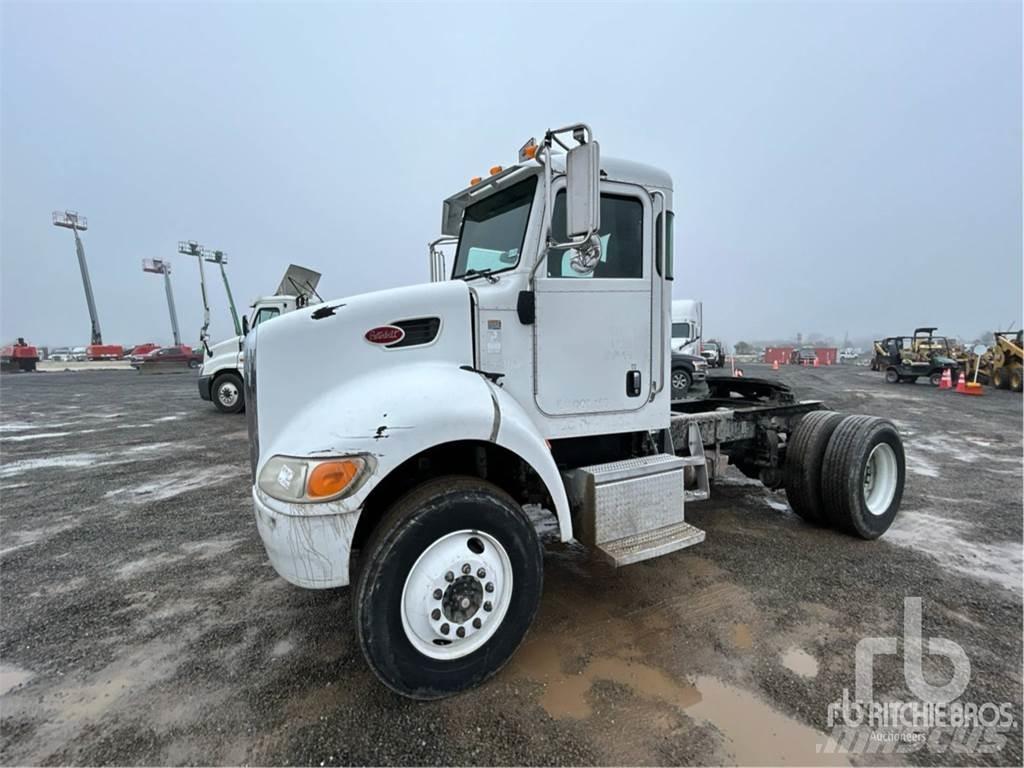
left=198, top=265, right=321, bottom=413
left=244, top=125, right=906, bottom=700
left=671, top=299, right=701, bottom=355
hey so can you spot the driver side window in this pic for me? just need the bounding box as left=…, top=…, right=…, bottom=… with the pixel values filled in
left=546, top=191, right=643, bottom=279
left=253, top=307, right=281, bottom=327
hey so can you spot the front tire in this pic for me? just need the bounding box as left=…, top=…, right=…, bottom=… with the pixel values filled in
left=671, top=367, right=692, bottom=399
left=821, top=416, right=905, bottom=539
left=884, top=368, right=899, bottom=384
left=353, top=476, right=543, bottom=699
left=212, top=372, right=245, bottom=414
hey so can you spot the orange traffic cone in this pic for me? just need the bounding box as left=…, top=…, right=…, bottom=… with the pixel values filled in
left=813, top=357, right=820, bottom=368
left=939, top=368, right=952, bottom=389
left=772, top=360, right=779, bottom=371
left=955, top=371, right=968, bottom=394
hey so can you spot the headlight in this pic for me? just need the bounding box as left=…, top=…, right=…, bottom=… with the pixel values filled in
left=258, top=455, right=369, bottom=503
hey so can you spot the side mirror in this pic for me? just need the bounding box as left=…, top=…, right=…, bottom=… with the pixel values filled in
left=566, top=140, right=600, bottom=238
left=242, top=316, right=250, bottom=336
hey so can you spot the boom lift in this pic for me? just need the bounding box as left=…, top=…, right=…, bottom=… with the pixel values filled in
left=52, top=211, right=123, bottom=360
left=243, top=124, right=907, bottom=699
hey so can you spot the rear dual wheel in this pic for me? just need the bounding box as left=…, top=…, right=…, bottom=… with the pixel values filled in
left=784, top=413, right=905, bottom=539
left=353, top=477, right=543, bottom=699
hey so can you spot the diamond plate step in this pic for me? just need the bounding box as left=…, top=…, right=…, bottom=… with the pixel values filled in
left=595, top=521, right=706, bottom=567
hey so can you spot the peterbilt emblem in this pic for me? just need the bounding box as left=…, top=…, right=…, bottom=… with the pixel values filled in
left=365, top=325, right=405, bottom=345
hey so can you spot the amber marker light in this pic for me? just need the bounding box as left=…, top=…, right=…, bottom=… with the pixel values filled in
left=307, top=459, right=363, bottom=499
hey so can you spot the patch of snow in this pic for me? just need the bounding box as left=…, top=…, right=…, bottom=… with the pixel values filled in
left=886, top=509, right=1022, bottom=595
left=0, top=431, right=73, bottom=442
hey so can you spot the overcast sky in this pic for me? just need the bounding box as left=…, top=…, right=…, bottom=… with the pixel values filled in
left=2, top=1, right=1020, bottom=348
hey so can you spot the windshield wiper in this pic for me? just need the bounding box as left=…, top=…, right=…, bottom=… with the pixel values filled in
left=460, top=268, right=499, bottom=283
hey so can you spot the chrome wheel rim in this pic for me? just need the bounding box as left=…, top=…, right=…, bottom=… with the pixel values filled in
left=672, top=371, right=690, bottom=391
left=400, top=530, right=512, bottom=660
left=863, top=443, right=898, bottom=515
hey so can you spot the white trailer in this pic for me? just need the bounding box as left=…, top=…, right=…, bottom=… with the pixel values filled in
left=198, top=265, right=320, bottom=413
left=243, top=125, right=906, bottom=698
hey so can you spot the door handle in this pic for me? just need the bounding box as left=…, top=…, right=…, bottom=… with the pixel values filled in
left=626, top=370, right=642, bottom=397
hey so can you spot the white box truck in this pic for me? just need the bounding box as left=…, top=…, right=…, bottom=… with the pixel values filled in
left=243, top=125, right=906, bottom=698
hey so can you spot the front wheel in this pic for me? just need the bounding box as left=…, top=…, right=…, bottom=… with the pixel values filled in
left=353, top=476, right=543, bottom=699
left=671, top=367, right=692, bottom=399
left=884, top=368, right=900, bottom=384
left=188, top=359, right=200, bottom=369
left=929, top=372, right=942, bottom=387
left=212, top=372, right=245, bottom=414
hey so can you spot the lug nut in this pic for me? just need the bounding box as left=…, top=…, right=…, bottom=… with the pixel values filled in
left=433, top=588, right=443, bottom=600
left=462, top=563, right=471, bottom=575
left=485, top=582, right=494, bottom=593
left=440, top=623, right=450, bottom=635
left=445, top=571, right=454, bottom=583
left=477, top=568, right=486, bottom=579
left=456, top=626, right=466, bottom=638
left=473, top=618, right=482, bottom=629
left=484, top=601, right=492, bottom=612
left=431, top=609, right=441, bottom=620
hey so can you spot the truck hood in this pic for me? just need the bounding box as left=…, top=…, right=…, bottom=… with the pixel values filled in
left=251, top=280, right=475, bottom=451
left=207, top=335, right=241, bottom=359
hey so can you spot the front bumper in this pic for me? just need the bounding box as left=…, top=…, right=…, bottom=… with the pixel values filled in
left=197, top=375, right=213, bottom=401
left=253, top=488, right=358, bottom=589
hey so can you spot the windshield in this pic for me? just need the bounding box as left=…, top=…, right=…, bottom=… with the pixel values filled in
left=704, top=341, right=720, bottom=351
left=452, top=176, right=537, bottom=279
left=672, top=322, right=692, bottom=339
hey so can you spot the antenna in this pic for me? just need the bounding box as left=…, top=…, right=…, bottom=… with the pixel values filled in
left=143, top=259, right=182, bottom=346
left=53, top=210, right=103, bottom=345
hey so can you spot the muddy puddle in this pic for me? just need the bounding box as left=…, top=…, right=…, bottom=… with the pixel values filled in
left=502, top=548, right=846, bottom=766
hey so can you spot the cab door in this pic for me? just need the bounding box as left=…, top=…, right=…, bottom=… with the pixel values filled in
left=534, top=182, right=653, bottom=416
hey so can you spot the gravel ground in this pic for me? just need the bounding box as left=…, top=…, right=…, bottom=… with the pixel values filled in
left=0, top=365, right=1020, bottom=766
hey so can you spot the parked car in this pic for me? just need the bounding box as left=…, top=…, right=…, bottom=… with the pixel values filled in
left=128, top=343, right=161, bottom=362
left=790, top=347, right=817, bottom=365
left=670, top=351, right=709, bottom=399
left=132, top=345, right=202, bottom=369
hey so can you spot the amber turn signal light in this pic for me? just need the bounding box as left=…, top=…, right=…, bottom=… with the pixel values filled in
left=307, top=459, right=362, bottom=499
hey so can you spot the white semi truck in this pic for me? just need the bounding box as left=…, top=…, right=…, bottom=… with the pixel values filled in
left=198, top=266, right=320, bottom=413
left=244, top=125, right=906, bottom=699
left=671, top=298, right=702, bottom=355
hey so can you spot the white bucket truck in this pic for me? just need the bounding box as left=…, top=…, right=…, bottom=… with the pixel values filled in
left=244, top=125, right=906, bottom=698
left=198, top=265, right=320, bottom=413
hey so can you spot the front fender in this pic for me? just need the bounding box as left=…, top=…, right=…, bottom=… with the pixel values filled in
left=258, top=362, right=572, bottom=541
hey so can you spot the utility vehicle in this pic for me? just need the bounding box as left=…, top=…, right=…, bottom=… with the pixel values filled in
left=244, top=124, right=906, bottom=699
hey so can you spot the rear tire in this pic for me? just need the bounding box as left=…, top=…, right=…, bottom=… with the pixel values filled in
left=884, top=368, right=899, bottom=384
left=1010, top=367, right=1023, bottom=393
left=821, top=416, right=905, bottom=539
left=213, top=372, right=245, bottom=414
left=929, top=372, right=942, bottom=387
left=353, top=476, right=543, bottom=699
left=783, top=411, right=845, bottom=525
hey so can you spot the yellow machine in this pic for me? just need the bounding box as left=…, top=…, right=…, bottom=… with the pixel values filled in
left=989, top=330, right=1023, bottom=391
